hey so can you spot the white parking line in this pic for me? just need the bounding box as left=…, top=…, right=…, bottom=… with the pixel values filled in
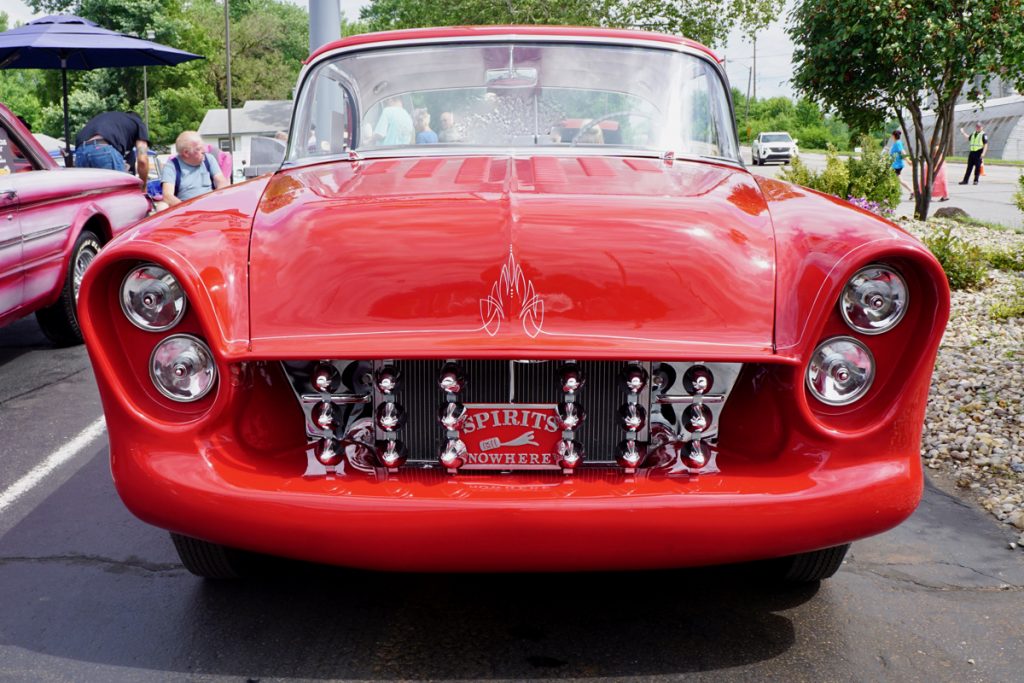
left=0, top=416, right=106, bottom=514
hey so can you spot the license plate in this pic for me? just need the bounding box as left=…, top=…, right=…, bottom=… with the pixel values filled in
left=460, top=403, right=562, bottom=470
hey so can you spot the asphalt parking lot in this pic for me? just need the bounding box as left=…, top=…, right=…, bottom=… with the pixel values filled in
left=2, top=315, right=1023, bottom=682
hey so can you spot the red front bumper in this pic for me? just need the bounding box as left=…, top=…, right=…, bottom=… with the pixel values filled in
left=110, top=430, right=921, bottom=572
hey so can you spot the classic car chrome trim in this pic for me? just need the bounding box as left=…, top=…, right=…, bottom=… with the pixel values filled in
left=0, top=235, right=20, bottom=249
left=288, top=34, right=740, bottom=168
left=656, top=395, right=725, bottom=405
left=280, top=148, right=747, bottom=174
left=22, top=223, right=70, bottom=242
left=300, top=393, right=371, bottom=404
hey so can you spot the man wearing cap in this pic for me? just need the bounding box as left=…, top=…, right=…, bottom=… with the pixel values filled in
left=958, top=122, right=988, bottom=185
left=74, top=111, right=150, bottom=178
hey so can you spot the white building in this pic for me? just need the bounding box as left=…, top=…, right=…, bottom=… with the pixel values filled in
left=198, top=100, right=292, bottom=173
left=918, top=95, right=1024, bottom=161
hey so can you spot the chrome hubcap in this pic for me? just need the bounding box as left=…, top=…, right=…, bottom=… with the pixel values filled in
left=73, top=245, right=98, bottom=304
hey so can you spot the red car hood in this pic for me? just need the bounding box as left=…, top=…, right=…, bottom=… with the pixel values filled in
left=249, top=156, right=775, bottom=359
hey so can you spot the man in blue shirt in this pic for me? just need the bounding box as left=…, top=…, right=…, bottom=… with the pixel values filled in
left=158, top=131, right=228, bottom=209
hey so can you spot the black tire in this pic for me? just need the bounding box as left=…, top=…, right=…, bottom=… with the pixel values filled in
left=171, top=533, right=252, bottom=579
left=35, top=229, right=101, bottom=346
left=751, top=151, right=759, bottom=165
left=778, top=544, right=850, bottom=582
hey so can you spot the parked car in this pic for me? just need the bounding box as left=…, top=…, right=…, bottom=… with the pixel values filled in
left=752, top=131, right=798, bottom=165
left=79, top=27, right=950, bottom=581
left=0, top=104, right=150, bottom=344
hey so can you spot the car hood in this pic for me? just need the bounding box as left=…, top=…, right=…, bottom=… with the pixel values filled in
left=249, top=155, right=775, bottom=359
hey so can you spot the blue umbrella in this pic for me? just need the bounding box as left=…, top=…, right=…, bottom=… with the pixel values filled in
left=0, top=15, right=202, bottom=164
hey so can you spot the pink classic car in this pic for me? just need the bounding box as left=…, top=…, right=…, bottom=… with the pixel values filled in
left=0, top=103, right=149, bottom=344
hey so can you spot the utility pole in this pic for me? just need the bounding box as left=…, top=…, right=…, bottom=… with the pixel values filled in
left=224, top=0, right=233, bottom=183
left=143, top=30, right=154, bottom=132
left=752, top=35, right=757, bottom=103
left=745, top=66, right=752, bottom=142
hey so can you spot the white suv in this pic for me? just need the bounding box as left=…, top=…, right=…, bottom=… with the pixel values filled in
left=751, top=132, right=798, bottom=165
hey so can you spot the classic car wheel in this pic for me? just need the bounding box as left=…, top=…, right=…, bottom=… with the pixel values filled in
left=35, top=229, right=101, bottom=346
left=170, top=533, right=255, bottom=579
left=777, top=544, right=850, bottom=582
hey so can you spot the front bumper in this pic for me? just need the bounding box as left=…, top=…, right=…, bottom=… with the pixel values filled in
left=110, top=426, right=922, bottom=572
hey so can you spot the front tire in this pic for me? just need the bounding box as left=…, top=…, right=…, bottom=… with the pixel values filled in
left=35, top=229, right=100, bottom=346
left=777, top=544, right=850, bottom=582
left=171, top=533, right=255, bottom=579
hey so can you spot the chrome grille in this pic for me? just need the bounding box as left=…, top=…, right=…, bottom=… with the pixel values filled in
left=396, top=360, right=627, bottom=462
left=281, top=358, right=744, bottom=472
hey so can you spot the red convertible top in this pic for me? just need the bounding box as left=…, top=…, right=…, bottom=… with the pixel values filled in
left=306, top=25, right=721, bottom=65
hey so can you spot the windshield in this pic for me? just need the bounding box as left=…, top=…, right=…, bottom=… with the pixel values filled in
left=290, top=42, right=739, bottom=162
left=761, top=133, right=792, bottom=143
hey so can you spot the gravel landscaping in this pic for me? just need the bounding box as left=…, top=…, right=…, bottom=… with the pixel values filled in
left=899, top=217, right=1024, bottom=549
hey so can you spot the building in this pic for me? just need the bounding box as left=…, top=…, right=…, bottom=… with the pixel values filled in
left=198, top=100, right=292, bottom=174
left=917, top=76, right=1023, bottom=160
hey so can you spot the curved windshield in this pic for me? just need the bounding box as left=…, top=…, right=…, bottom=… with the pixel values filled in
left=291, top=42, right=738, bottom=162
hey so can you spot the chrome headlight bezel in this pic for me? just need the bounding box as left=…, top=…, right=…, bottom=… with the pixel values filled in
left=149, top=333, right=218, bottom=402
left=120, top=264, right=187, bottom=332
left=839, top=264, right=909, bottom=335
left=806, top=336, right=875, bottom=406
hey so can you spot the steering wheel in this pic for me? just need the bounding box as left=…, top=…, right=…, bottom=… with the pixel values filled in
left=570, top=111, right=650, bottom=145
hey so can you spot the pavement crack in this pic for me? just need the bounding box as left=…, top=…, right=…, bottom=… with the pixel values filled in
left=850, top=562, right=1024, bottom=591
left=0, top=553, right=183, bottom=574
left=0, top=365, right=92, bottom=407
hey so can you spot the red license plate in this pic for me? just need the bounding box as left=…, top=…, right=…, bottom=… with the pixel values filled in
left=460, top=404, right=562, bottom=470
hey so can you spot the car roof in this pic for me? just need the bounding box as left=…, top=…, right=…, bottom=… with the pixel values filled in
left=307, top=25, right=720, bottom=65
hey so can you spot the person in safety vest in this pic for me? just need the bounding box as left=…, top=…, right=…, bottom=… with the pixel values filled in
left=958, top=122, right=988, bottom=185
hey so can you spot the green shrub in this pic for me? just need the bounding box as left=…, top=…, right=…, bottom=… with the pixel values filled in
left=779, top=154, right=814, bottom=186
left=817, top=145, right=850, bottom=197
left=846, top=135, right=901, bottom=210
left=923, top=226, right=989, bottom=290
left=1014, top=174, right=1024, bottom=214
left=990, top=279, right=1024, bottom=320
left=779, top=135, right=899, bottom=212
left=984, top=246, right=1024, bottom=272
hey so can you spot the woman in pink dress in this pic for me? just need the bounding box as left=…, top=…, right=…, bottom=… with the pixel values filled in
left=932, top=156, right=949, bottom=201
left=916, top=147, right=949, bottom=202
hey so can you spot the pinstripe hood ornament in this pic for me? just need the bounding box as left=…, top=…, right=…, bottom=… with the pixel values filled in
left=480, top=246, right=545, bottom=337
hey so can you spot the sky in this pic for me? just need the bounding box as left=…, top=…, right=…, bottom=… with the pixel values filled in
left=1, top=0, right=797, bottom=98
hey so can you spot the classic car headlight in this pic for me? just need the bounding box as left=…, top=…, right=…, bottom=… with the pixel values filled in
left=840, top=265, right=908, bottom=335
left=121, top=264, right=187, bottom=331
left=806, top=336, right=874, bottom=406
left=150, top=334, right=217, bottom=401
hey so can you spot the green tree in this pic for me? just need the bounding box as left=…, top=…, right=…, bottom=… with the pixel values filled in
left=361, top=0, right=785, bottom=48
left=24, top=0, right=309, bottom=145
left=789, top=0, right=1024, bottom=220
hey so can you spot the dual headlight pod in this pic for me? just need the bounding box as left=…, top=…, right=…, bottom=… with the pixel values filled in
left=840, top=265, right=908, bottom=335
left=806, top=265, right=905, bottom=406
left=120, top=264, right=217, bottom=402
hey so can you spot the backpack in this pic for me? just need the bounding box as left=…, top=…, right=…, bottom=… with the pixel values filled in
left=172, top=155, right=215, bottom=197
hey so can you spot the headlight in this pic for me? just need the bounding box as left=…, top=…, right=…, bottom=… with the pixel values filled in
left=840, top=265, right=908, bottom=335
left=120, top=264, right=186, bottom=331
left=150, top=334, right=217, bottom=401
left=806, top=336, right=874, bottom=406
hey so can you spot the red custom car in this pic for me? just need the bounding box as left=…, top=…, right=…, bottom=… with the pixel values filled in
left=0, top=104, right=149, bottom=344
left=79, top=27, right=950, bottom=581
